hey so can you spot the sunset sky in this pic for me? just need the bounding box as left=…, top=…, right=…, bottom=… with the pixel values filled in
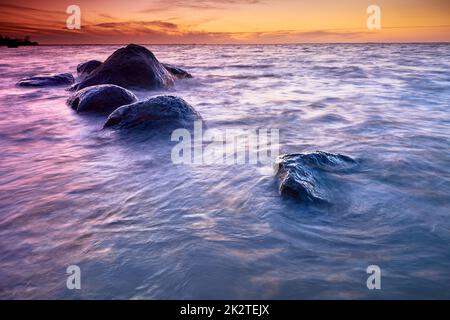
left=0, top=0, right=449, bottom=44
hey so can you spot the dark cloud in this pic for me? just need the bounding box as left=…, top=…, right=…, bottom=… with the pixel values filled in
left=97, top=13, right=117, bottom=20
left=0, top=3, right=65, bottom=15
left=93, top=21, right=179, bottom=31
left=138, top=0, right=264, bottom=13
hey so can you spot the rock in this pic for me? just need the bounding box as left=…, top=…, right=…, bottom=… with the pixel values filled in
left=276, top=151, right=356, bottom=203
left=67, top=84, right=138, bottom=113
left=77, top=60, right=102, bottom=78
left=162, top=63, right=192, bottom=79
left=104, top=95, right=201, bottom=129
left=17, top=73, right=74, bottom=87
left=71, top=44, right=174, bottom=91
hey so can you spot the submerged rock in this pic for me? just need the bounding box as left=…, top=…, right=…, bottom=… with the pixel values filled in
left=67, top=84, right=137, bottom=113
left=162, top=63, right=192, bottom=79
left=71, top=44, right=174, bottom=91
left=276, top=151, right=356, bottom=203
left=17, top=73, right=74, bottom=87
left=104, top=95, right=201, bottom=129
left=76, top=60, right=102, bottom=78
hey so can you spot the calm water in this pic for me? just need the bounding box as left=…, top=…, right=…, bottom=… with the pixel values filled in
left=0, top=44, right=449, bottom=299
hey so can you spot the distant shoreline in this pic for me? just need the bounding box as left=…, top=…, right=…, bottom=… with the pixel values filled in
left=0, top=35, right=39, bottom=48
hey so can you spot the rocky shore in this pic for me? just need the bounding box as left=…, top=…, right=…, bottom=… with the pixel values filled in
left=16, top=43, right=356, bottom=204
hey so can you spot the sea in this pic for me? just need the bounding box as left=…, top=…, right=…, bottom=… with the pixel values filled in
left=0, top=44, right=449, bottom=299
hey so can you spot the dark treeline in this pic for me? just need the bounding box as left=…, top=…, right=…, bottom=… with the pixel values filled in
left=0, top=35, right=39, bottom=47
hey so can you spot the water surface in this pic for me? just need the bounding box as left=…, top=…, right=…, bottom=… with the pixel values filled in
left=0, top=44, right=449, bottom=299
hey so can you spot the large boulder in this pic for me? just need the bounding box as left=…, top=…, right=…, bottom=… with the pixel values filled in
left=17, top=73, right=74, bottom=87
left=162, top=63, right=192, bottom=79
left=276, top=151, right=356, bottom=204
left=104, top=95, right=201, bottom=129
left=77, top=60, right=102, bottom=79
left=67, top=84, right=138, bottom=113
left=71, top=44, right=174, bottom=91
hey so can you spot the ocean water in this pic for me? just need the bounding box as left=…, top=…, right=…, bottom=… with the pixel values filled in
left=0, top=44, right=449, bottom=299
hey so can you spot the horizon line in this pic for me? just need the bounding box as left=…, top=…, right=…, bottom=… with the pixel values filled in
left=23, top=41, right=450, bottom=46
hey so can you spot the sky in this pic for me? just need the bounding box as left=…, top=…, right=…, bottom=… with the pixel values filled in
left=0, top=0, right=449, bottom=44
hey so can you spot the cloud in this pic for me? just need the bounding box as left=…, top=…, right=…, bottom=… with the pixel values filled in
left=0, top=4, right=66, bottom=38
left=0, top=3, right=65, bottom=15
left=138, top=0, right=264, bottom=13
left=97, top=13, right=117, bottom=20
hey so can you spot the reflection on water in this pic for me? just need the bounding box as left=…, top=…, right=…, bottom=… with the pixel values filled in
left=0, top=44, right=449, bottom=299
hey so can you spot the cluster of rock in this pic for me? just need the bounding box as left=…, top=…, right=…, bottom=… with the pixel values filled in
left=17, top=44, right=199, bottom=128
left=17, top=44, right=356, bottom=204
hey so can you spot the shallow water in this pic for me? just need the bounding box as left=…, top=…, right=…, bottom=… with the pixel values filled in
left=0, top=44, right=449, bottom=299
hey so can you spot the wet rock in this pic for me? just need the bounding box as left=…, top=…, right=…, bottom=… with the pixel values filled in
left=77, top=60, right=102, bottom=78
left=67, top=84, right=138, bottom=113
left=71, top=44, right=174, bottom=91
left=276, top=151, right=356, bottom=203
left=17, top=73, right=74, bottom=87
left=104, top=95, right=201, bottom=129
left=162, top=63, right=192, bottom=79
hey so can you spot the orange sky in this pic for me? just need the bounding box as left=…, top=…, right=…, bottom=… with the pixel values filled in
left=0, top=0, right=449, bottom=43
